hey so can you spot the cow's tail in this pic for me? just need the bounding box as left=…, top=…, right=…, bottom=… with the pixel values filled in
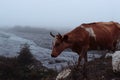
left=115, top=22, right=120, bottom=30
left=115, top=22, right=120, bottom=41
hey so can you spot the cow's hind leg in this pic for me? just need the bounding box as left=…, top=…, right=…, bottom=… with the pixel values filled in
left=77, top=55, right=82, bottom=67
left=84, top=52, right=88, bottom=62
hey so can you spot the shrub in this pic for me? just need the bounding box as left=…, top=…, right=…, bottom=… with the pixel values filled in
left=0, top=44, right=57, bottom=80
left=17, top=44, right=34, bottom=66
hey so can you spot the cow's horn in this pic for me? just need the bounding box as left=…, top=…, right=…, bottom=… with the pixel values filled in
left=50, top=32, right=55, bottom=38
left=58, top=33, right=61, bottom=36
left=58, top=33, right=62, bottom=38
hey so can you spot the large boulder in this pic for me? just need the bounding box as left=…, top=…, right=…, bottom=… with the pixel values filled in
left=112, top=51, right=120, bottom=72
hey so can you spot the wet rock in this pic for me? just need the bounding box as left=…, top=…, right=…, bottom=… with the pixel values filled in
left=112, top=51, right=120, bottom=72
left=56, top=69, right=71, bottom=80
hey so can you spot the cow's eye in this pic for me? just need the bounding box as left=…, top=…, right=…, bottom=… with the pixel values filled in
left=55, top=43, right=60, bottom=47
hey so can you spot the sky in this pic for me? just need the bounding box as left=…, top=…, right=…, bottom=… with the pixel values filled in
left=0, top=0, right=120, bottom=29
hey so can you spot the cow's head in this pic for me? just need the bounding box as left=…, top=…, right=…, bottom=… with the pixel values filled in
left=50, top=32, right=71, bottom=57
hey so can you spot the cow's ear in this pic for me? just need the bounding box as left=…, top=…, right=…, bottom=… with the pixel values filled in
left=63, top=35, right=68, bottom=42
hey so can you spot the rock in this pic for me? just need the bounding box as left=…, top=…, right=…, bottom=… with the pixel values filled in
left=112, top=51, right=120, bottom=72
left=0, top=31, right=78, bottom=70
left=56, top=68, right=71, bottom=80
left=105, top=52, right=113, bottom=58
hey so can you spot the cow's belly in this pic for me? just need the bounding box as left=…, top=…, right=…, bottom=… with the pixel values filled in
left=89, top=44, right=112, bottom=50
left=89, top=36, right=114, bottom=50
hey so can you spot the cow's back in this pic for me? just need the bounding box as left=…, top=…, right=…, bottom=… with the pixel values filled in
left=82, top=22, right=120, bottom=50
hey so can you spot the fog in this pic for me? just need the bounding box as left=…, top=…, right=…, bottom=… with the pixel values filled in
left=0, top=0, right=120, bottom=30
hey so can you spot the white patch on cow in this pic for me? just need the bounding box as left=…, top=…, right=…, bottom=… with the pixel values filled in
left=81, top=25, right=96, bottom=39
left=85, top=28, right=96, bottom=38
left=80, top=25, right=84, bottom=28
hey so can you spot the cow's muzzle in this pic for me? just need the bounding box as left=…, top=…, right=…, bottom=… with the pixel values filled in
left=51, top=54, right=57, bottom=57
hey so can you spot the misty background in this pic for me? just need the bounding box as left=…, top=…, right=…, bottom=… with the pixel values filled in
left=0, top=0, right=120, bottom=73
left=0, top=0, right=120, bottom=30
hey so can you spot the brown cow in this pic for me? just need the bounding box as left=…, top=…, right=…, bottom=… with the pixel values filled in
left=50, top=21, right=120, bottom=65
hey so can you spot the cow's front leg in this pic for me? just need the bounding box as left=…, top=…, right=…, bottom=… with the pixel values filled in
left=78, top=55, right=82, bottom=67
left=77, top=53, right=85, bottom=66
left=77, top=52, right=85, bottom=67
left=77, top=45, right=89, bottom=67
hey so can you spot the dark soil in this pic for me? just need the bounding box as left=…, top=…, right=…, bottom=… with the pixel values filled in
left=65, top=57, right=120, bottom=80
